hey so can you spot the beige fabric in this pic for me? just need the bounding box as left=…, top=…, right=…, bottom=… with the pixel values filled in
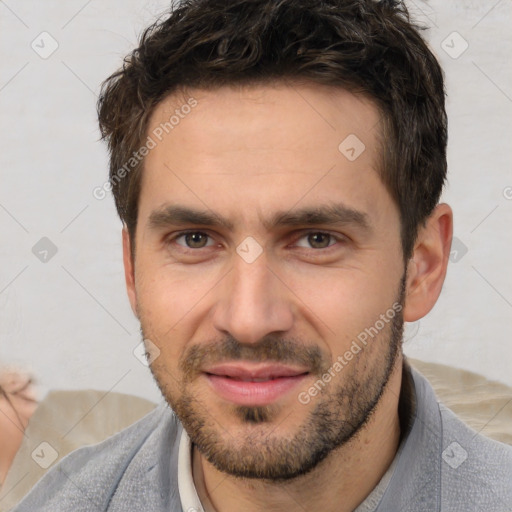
left=409, top=358, right=512, bottom=445
left=0, top=390, right=156, bottom=511
left=1, top=360, right=512, bottom=510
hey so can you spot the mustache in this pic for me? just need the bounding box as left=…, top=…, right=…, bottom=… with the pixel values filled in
left=179, top=335, right=328, bottom=379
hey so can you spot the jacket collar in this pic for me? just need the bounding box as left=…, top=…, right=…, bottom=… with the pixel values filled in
left=376, top=361, right=442, bottom=511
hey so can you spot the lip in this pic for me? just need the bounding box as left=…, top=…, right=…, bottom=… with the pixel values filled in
left=203, top=362, right=309, bottom=406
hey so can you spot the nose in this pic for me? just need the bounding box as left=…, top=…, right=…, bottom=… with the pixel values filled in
left=212, top=252, right=294, bottom=344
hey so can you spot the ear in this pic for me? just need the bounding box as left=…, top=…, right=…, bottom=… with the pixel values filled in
left=403, top=203, right=453, bottom=322
left=122, top=226, right=138, bottom=318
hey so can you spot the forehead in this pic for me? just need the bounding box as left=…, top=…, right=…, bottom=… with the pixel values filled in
left=138, top=82, right=394, bottom=231
left=148, top=82, right=381, bottom=161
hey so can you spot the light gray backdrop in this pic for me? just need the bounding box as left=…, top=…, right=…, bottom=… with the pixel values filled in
left=1, top=0, right=511, bottom=403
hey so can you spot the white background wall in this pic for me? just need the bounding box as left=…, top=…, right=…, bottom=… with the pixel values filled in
left=0, top=0, right=511, bottom=403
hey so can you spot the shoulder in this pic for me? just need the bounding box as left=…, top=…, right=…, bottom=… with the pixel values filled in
left=439, top=403, right=512, bottom=511
left=12, top=403, right=182, bottom=512
left=409, top=363, right=512, bottom=511
left=1, top=389, right=157, bottom=510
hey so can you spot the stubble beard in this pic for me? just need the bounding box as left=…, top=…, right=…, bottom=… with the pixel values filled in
left=144, top=280, right=405, bottom=481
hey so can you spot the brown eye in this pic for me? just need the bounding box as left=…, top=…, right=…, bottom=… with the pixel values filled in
left=307, top=233, right=331, bottom=248
left=182, top=232, right=210, bottom=248
left=295, top=232, right=336, bottom=249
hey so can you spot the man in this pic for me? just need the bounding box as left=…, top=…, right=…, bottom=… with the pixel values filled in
left=13, top=0, right=512, bottom=511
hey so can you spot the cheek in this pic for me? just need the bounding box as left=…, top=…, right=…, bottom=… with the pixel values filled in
left=135, top=261, right=211, bottom=324
left=134, top=264, right=220, bottom=366
left=293, top=258, right=397, bottom=302
left=281, top=264, right=401, bottom=352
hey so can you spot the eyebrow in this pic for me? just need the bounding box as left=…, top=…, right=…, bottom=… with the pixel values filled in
left=147, top=203, right=372, bottom=233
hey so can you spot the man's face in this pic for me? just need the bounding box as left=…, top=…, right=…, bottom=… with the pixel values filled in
left=128, top=83, right=406, bottom=479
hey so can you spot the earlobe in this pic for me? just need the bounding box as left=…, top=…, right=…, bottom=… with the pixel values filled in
left=403, top=203, right=453, bottom=322
left=122, top=227, right=138, bottom=318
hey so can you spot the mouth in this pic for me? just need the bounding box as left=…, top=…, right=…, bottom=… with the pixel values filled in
left=203, top=362, right=310, bottom=406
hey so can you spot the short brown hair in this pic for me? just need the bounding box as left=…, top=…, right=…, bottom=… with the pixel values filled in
left=98, top=0, right=447, bottom=260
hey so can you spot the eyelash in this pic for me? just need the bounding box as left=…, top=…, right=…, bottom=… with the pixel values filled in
left=167, top=230, right=347, bottom=252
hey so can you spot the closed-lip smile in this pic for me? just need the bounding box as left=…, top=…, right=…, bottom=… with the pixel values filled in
left=203, top=362, right=310, bottom=406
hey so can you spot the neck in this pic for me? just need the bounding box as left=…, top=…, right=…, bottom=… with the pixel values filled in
left=193, top=354, right=405, bottom=512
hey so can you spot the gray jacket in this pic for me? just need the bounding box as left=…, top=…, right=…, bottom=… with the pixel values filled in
left=12, top=366, right=512, bottom=511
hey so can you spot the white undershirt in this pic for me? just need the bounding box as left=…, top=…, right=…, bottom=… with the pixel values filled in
left=177, top=429, right=398, bottom=512
left=177, top=428, right=205, bottom=512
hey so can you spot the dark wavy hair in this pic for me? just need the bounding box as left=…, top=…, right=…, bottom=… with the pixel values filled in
left=98, top=0, right=447, bottom=261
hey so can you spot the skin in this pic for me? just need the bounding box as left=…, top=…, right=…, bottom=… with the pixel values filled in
left=123, top=82, right=452, bottom=512
left=0, top=372, right=38, bottom=486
